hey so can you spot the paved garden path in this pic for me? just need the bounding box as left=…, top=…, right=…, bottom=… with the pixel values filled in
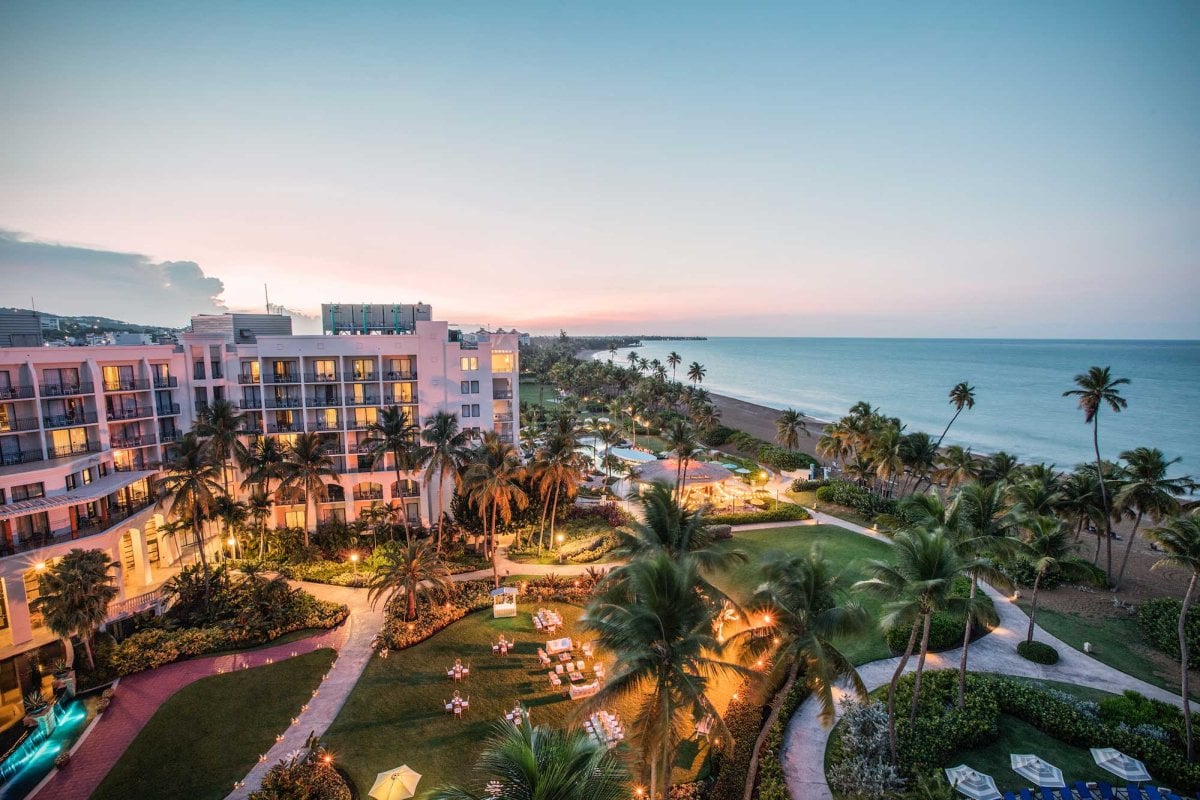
left=779, top=509, right=1184, bottom=800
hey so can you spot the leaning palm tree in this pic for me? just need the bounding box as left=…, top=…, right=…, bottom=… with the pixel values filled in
left=277, top=432, right=339, bottom=548
left=157, top=432, right=224, bottom=606
left=1145, top=511, right=1200, bottom=761
left=775, top=408, right=809, bottom=453
left=1112, top=447, right=1193, bottom=590
left=367, top=539, right=453, bottom=622
left=195, top=398, right=247, bottom=495
left=530, top=431, right=585, bottom=553
left=1021, top=515, right=1098, bottom=643
left=667, top=351, right=682, bottom=381
left=420, top=411, right=473, bottom=550
left=583, top=553, right=748, bottom=797
left=462, top=432, right=528, bottom=586
left=31, top=548, right=118, bottom=670
left=934, top=382, right=976, bottom=451
left=364, top=406, right=423, bottom=545
left=430, top=714, right=629, bottom=800
left=1064, top=366, right=1130, bottom=583
left=686, top=361, right=706, bottom=387
left=932, top=445, right=979, bottom=489
left=730, top=548, right=867, bottom=800
left=246, top=491, right=273, bottom=560
left=855, top=528, right=966, bottom=760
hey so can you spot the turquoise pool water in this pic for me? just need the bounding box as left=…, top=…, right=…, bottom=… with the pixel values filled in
left=0, top=699, right=89, bottom=800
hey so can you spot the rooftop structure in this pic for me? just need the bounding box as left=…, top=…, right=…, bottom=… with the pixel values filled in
left=321, top=303, right=433, bottom=336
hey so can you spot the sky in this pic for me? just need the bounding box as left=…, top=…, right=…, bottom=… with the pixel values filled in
left=1, top=2, right=1197, bottom=338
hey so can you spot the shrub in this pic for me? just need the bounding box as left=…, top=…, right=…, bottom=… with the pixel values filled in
left=1000, top=556, right=1107, bottom=591
left=1138, top=597, right=1200, bottom=668
left=250, top=741, right=351, bottom=800
left=704, top=504, right=810, bottom=526
left=884, top=578, right=994, bottom=653
left=701, top=424, right=735, bottom=447
left=1017, top=640, right=1059, bottom=664
left=791, top=478, right=829, bottom=493
left=826, top=698, right=904, bottom=800
left=815, top=480, right=897, bottom=518
left=756, top=445, right=817, bottom=471
left=892, top=671, right=1000, bottom=777
left=708, top=524, right=733, bottom=540
left=566, top=502, right=630, bottom=528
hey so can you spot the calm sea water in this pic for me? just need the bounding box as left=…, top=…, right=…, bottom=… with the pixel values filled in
left=602, top=338, right=1200, bottom=475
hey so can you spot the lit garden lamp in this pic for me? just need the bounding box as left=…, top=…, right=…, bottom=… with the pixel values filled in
left=556, top=533, right=565, bottom=562
left=228, top=535, right=238, bottom=560
left=350, top=551, right=359, bottom=580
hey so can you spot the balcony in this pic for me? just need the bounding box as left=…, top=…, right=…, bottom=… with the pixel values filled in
left=0, top=417, right=40, bottom=433
left=311, top=419, right=343, bottom=432
left=493, top=413, right=514, bottom=422
left=159, top=430, right=181, bottom=443
left=303, top=373, right=340, bottom=383
left=156, top=403, right=181, bottom=416
left=1, top=495, right=155, bottom=557
left=306, top=395, right=342, bottom=408
left=0, top=386, right=35, bottom=400
left=0, top=450, right=44, bottom=467
left=383, top=371, right=417, bottom=381
left=262, top=372, right=301, bottom=385
left=47, top=440, right=102, bottom=459
left=243, top=421, right=265, bottom=434
left=353, top=489, right=384, bottom=501
left=264, top=397, right=303, bottom=409
left=153, top=376, right=178, bottom=389
left=103, top=378, right=151, bottom=392
left=315, top=439, right=345, bottom=453
left=347, top=419, right=375, bottom=431
left=346, top=372, right=378, bottom=383
left=267, top=423, right=301, bottom=434
left=106, top=406, right=153, bottom=422
left=395, top=485, right=420, bottom=498
left=44, top=411, right=99, bottom=429
left=40, top=382, right=94, bottom=397
left=345, top=395, right=381, bottom=407
left=111, top=434, right=153, bottom=448
left=493, top=389, right=513, bottom=399
left=237, top=373, right=261, bottom=384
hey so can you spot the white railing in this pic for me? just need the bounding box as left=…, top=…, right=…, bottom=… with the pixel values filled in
left=107, top=588, right=162, bottom=621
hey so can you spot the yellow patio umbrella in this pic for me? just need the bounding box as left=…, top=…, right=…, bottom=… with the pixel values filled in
left=369, top=765, right=422, bottom=800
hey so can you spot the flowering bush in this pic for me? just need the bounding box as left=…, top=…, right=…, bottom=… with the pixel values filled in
left=566, top=503, right=629, bottom=528
left=704, top=504, right=810, bottom=526
left=250, top=738, right=351, bottom=800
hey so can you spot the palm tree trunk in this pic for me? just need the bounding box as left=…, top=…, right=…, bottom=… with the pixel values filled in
left=934, top=407, right=963, bottom=452
left=887, top=619, right=920, bottom=763
left=81, top=631, right=96, bottom=671
left=490, top=503, right=500, bottom=588
left=1114, top=511, right=1144, bottom=592
left=1181, top=572, right=1196, bottom=761
left=549, top=483, right=562, bottom=553
left=1093, top=417, right=1113, bottom=584
left=394, top=460, right=412, bottom=547
left=193, top=511, right=211, bottom=608
left=537, top=486, right=551, bottom=554
left=406, top=573, right=417, bottom=621
left=957, top=576, right=978, bottom=709
left=743, top=658, right=801, bottom=800
left=436, top=470, right=447, bottom=552
left=908, top=611, right=933, bottom=723
left=1026, top=572, right=1043, bottom=643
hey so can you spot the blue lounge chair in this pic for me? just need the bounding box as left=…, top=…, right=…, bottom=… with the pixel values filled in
left=1042, top=788, right=1059, bottom=800
left=1021, top=790, right=1036, bottom=800
left=1004, top=793, right=1017, bottom=800
left=1057, top=787, right=1074, bottom=800
left=1128, top=783, right=1144, bottom=800
left=1097, top=783, right=1117, bottom=800
left=1076, top=781, right=1097, bottom=799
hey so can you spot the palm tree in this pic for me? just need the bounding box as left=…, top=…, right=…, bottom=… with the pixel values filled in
left=31, top=548, right=118, bottom=670
left=691, top=402, right=721, bottom=434
left=667, top=351, right=682, bottom=381
left=901, top=432, right=939, bottom=495
left=212, top=495, right=248, bottom=557
left=614, top=481, right=746, bottom=581
left=775, top=408, right=809, bottom=453
left=530, top=431, right=585, bottom=553
left=607, top=342, right=618, bottom=362
left=978, top=451, right=1022, bottom=485
left=1021, top=515, right=1097, bottom=643
left=239, top=435, right=287, bottom=510
left=1064, top=366, right=1130, bottom=583
left=157, top=433, right=224, bottom=606
left=730, top=548, right=867, bottom=800
left=367, top=539, right=453, bottom=622
left=1059, top=466, right=1106, bottom=550
left=246, top=491, right=273, bottom=560
left=364, top=406, right=423, bottom=545
left=430, top=715, right=629, bottom=800
left=582, top=553, right=748, bottom=797
left=1113, top=447, right=1193, bottom=590
left=932, top=445, right=979, bottom=489
left=934, top=382, right=976, bottom=451
left=686, top=361, right=706, bottom=387
left=627, top=351, right=639, bottom=370
left=420, top=411, right=473, bottom=551
left=462, top=432, right=528, bottom=587
left=667, top=420, right=699, bottom=503
left=1145, top=512, right=1200, bottom=761
left=195, top=398, right=247, bottom=495
left=277, top=432, right=339, bottom=548
left=855, top=528, right=966, bottom=759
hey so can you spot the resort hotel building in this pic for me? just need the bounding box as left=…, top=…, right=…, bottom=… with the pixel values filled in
left=0, top=306, right=518, bottom=713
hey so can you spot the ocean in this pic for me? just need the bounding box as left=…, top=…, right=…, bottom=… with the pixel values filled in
left=599, top=338, right=1200, bottom=475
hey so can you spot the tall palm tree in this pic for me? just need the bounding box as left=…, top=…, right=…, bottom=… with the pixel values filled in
left=901, top=432, right=940, bottom=495
left=775, top=408, right=809, bottom=453
left=932, top=445, right=979, bottom=489
left=462, top=432, right=528, bottom=587
left=667, top=351, right=682, bottom=381
left=530, top=431, right=585, bottom=553
left=195, top=398, right=247, bottom=495
left=239, top=435, right=288, bottom=509
left=419, top=411, right=473, bottom=551
left=367, top=538, right=453, bottom=622
left=627, top=351, right=640, bottom=370
left=157, top=433, right=224, bottom=606
left=1145, top=512, right=1200, bottom=761
left=730, top=548, right=867, bottom=800
left=667, top=420, right=699, bottom=503
left=614, top=481, right=746, bottom=581
left=1113, top=447, right=1193, bottom=590
left=430, top=715, right=629, bottom=800
left=1020, top=515, right=1097, bottom=643
left=31, top=548, right=118, bottom=670
left=686, top=361, right=706, bottom=387
left=246, top=491, right=273, bottom=560
left=1064, top=366, right=1130, bottom=583
left=934, top=382, right=976, bottom=451
left=212, top=495, right=248, bottom=557
left=607, top=341, right=618, bottom=362
left=364, top=406, right=423, bottom=545
left=277, top=432, right=339, bottom=548
left=583, top=553, right=747, bottom=797
left=855, top=528, right=966, bottom=760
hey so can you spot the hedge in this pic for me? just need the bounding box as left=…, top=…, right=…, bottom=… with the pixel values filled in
left=1137, top=597, right=1200, bottom=669
left=884, top=578, right=994, bottom=653
left=1017, top=640, right=1059, bottom=664
left=790, top=478, right=830, bottom=493
left=1001, top=555, right=1107, bottom=591
left=755, top=445, right=817, bottom=472
left=704, top=505, right=811, bottom=526
left=814, top=480, right=897, bottom=518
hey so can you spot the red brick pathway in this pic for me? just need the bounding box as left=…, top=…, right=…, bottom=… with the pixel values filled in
left=31, top=623, right=349, bottom=800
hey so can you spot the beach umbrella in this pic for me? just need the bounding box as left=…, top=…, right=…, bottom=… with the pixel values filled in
left=1010, top=754, right=1065, bottom=788
left=735, top=467, right=752, bottom=475
left=944, top=765, right=1002, bottom=800
left=1091, top=748, right=1152, bottom=783
left=369, top=765, right=422, bottom=800
left=597, top=417, right=610, bottom=423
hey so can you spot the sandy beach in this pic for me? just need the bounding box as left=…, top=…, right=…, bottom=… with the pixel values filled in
left=710, top=393, right=826, bottom=461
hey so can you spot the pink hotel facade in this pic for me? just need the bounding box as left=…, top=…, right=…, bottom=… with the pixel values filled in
left=0, top=309, right=518, bottom=667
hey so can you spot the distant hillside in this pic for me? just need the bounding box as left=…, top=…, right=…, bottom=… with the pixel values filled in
left=2, top=307, right=179, bottom=342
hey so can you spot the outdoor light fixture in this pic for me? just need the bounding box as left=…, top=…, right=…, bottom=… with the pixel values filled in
left=34, top=562, right=46, bottom=572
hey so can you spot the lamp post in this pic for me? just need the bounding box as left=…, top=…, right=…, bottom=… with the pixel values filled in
left=556, top=533, right=564, bottom=562
left=227, top=535, right=238, bottom=561
left=350, top=552, right=359, bottom=580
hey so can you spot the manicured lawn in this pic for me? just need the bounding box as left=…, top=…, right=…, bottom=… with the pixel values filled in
left=518, top=381, right=560, bottom=407
left=710, top=524, right=893, bottom=664
left=787, top=490, right=879, bottom=529
left=951, top=714, right=1112, bottom=790
left=92, top=648, right=337, bottom=800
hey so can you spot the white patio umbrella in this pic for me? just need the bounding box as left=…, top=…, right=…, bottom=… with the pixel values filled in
left=944, top=765, right=1002, bottom=800
left=1090, top=748, right=1152, bottom=783
left=369, top=765, right=422, bottom=800
left=1010, top=754, right=1066, bottom=788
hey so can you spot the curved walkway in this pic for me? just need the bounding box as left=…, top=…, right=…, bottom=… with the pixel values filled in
left=779, top=510, right=1184, bottom=800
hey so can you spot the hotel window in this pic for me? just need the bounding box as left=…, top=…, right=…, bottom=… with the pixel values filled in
left=312, top=359, right=336, bottom=381
left=102, top=365, right=134, bottom=390
left=316, top=408, right=338, bottom=430
left=153, top=363, right=170, bottom=382
left=460, top=404, right=481, bottom=418
left=66, top=473, right=78, bottom=491
left=240, top=361, right=261, bottom=382
left=42, top=368, right=81, bottom=392
left=193, top=360, right=206, bottom=380
left=388, top=382, right=414, bottom=404
left=491, top=351, right=514, bottom=373
left=0, top=404, right=9, bottom=432
left=284, top=509, right=305, bottom=527
left=352, top=359, right=375, bottom=380
left=460, top=356, right=478, bottom=371
left=212, top=386, right=225, bottom=402
left=460, top=380, right=480, bottom=394
left=353, top=407, right=377, bottom=428
left=272, top=360, right=295, bottom=381
left=12, top=482, right=45, bottom=502
left=194, top=387, right=209, bottom=410
left=0, top=371, right=10, bottom=392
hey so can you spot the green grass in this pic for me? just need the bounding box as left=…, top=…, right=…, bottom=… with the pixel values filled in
left=202, top=627, right=325, bottom=658
left=951, top=714, right=1112, bottom=790
left=787, top=490, right=879, bottom=529
left=92, top=648, right=337, bottom=800
left=518, top=381, right=560, bottom=407
left=710, top=524, right=894, bottom=664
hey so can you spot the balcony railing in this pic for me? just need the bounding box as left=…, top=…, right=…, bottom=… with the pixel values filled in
left=40, top=382, right=94, bottom=397
left=1, top=496, right=154, bottom=557
left=262, top=372, right=301, bottom=385
left=347, top=419, right=375, bottom=430
left=345, top=396, right=380, bottom=407
left=159, top=430, right=181, bottom=443
left=395, top=486, right=420, bottom=498
left=311, top=420, right=343, bottom=431
left=106, top=406, right=153, bottom=422
left=493, top=413, right=514, bottom=422
left=103, top=378, right=150, bottom=392
left=237, top=373, right=261, bottom=384
left=383, top=371, right=417, bottom=381
left=156, top=403, right=181, bottom=416
left=233, top=399, right=261, bottom=410
left=47, top=440, right=102, bottom=459
left=153, top=376, right=178, bottom=388
left=0, top=417, right=40, bottom=433
left=347, top=372, right=378, bottom=382
left=114, top=460, right=157, bottom=472
left=111, top=435, right=153, bottom=448
left=243, top=422, right=264, bottom=434
left=306, top=395, right=341, bottom=408
left=264, top=397, right=303, bottom=409
left=493, top=389, right=513, bottom=399
left=316, top=439, right=345, bottom=453
left=0, top=450, right=43, bottom=467
left=303, top=373, right=339, bottom=383
left=0, top=386, right=35, bottom=400
left=107, top=589, right=163, bottom=622
left=44, top=411, right=99, bottom=429
left=353, top=490, right=384, bottom=501
left=267, top=423, right=301, bottom=434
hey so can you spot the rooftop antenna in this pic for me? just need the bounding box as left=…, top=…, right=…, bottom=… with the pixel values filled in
left=264, top=283, right=270, bottom=314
